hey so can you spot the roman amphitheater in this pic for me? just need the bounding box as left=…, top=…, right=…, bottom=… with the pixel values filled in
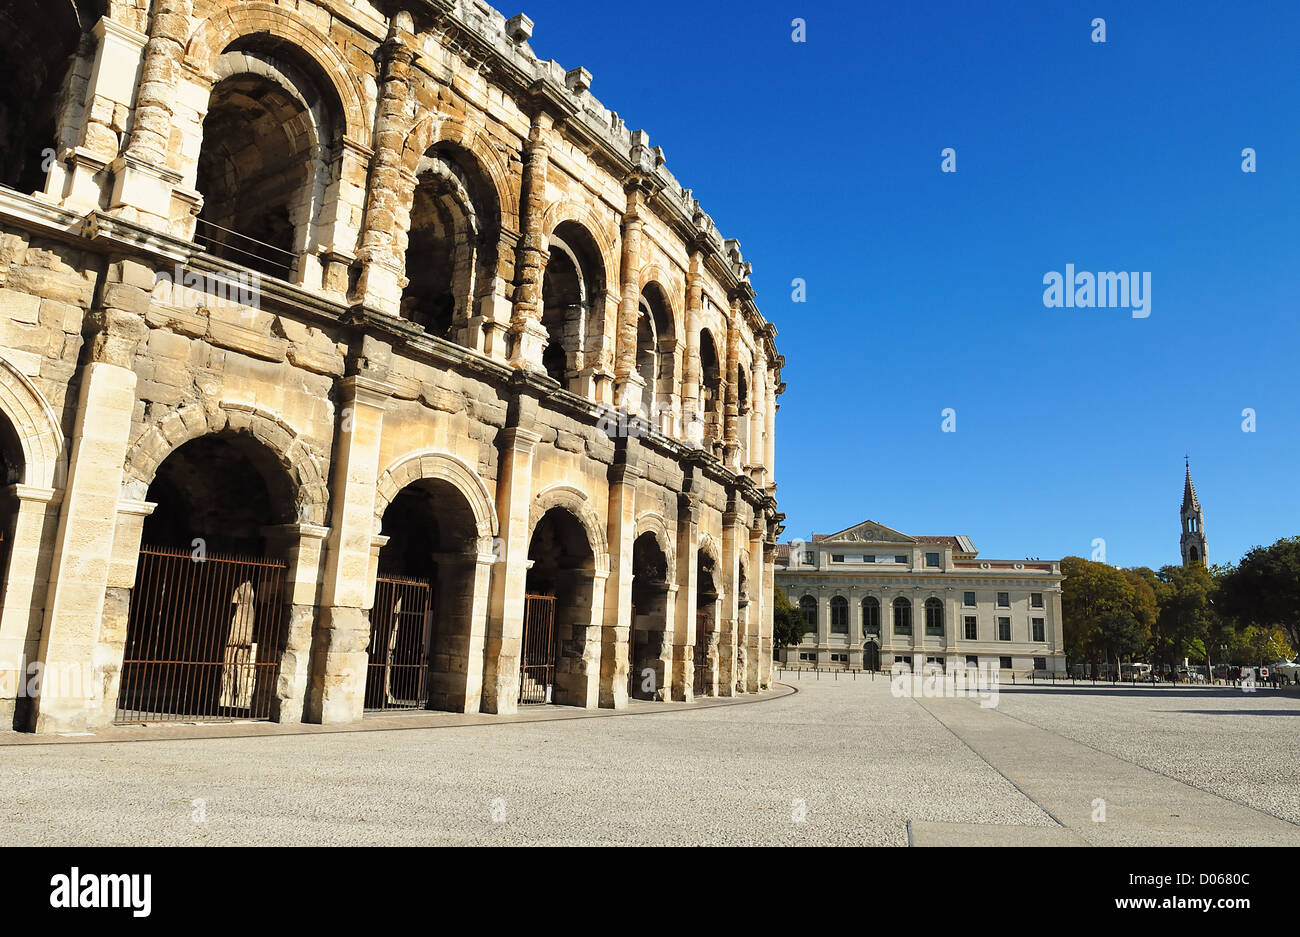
left=0, top=0, right=783, bottom=733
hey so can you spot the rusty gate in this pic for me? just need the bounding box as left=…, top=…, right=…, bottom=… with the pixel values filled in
left=117, top=546, right=286, bottom=724
left=693, top=609, right=710, bottom=696
left=365, top=574, right=433, bottom=712
left=519, top=594, right=556, bottom=704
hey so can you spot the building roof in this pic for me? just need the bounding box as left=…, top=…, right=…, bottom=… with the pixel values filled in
left=805, top=521, right=977, bottom=557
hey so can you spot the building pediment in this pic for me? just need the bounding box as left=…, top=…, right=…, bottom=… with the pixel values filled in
left=820, top=520, right=916, bottom=544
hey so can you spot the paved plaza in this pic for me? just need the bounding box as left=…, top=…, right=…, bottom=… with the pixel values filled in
left=2, top=676, right=1297, bottom=846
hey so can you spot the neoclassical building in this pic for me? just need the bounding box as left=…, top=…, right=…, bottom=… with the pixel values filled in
left=776, top=521, right=1064, bottom=674
left=0, top=0, right=784, bottom=733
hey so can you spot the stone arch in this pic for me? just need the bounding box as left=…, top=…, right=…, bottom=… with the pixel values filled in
left=122, top=402, right=328, bottom=526
left=529, top=484, right=609, bottom=576
left=542, top=199, right=619, bottom=283
left=373, top=449, right=498, bottom=544
left=633, top=511, right=676, bottom=574
left=183, top=2, right=369, bottom=143
left=402, top=117, right=519, bottom=232
left=0, top=356, right=66, bottom=490
left=696, top=531, right=723, bottom=573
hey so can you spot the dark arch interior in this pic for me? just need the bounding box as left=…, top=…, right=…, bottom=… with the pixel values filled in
left=699, top=330, right=722, bottom=446
left=196, top=40, right=338, bottom=279
left=526, top=508, right=596, bottom=706
left=541, top=222, right=604, bottom=385
left=142, top=432, right=295, bottom=555
left=0, top=1, right=87, bottom=194
left=370, top=480, right=480, bottom=712
left=629, top=532, right=669, bottom=698
left=403, top=143, right=500, bottom=341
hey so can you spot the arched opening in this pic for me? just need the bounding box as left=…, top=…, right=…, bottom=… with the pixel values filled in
left=1189, top=546, right=1199, bottom=563
left=693, top=550, right=719, bottom=696
left=924, top=597, right=944, bottom=637
left=799, top=595, right=817, bottom=637
left=830, top=595, right=848, bottom=635
left=0, top=415, right=24, bottom=630
left=629, top=531, right=670, bottom=700
left=892, top=597, right=912, bottom=636
left=402, top=143, right=501, bottom=341
left=636, top=283, right=676, bottom=426
left=863, top=641, right=881, bottom=672
left=862, top=597, right=881, bottom=637
left=0, top=1, right=91, bottom=194
left=525, top=508, right=596, bottom=706
left=541, top=222, right=605, bottom=387
left=367, top=479, right=481, bottom=712
left=736, top=368, right=750, bottom=464
left=699, top=330, right=723, bottom=454
left=195, top=40, right=339, bottom=280
left=118, top=433, right=296, bottom=724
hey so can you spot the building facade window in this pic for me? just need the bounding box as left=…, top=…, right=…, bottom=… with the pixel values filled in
left=799, top=595, right=817, bottom=634
left=924, top=552, right=940, bottom=568
left=998, top=617, right=1011, bottom=641
left=862, top=597, right=881, bottom=635
left=965, top=655, right=979, bottom=667
left=964, top=616, right=977, bottom=640
left=830, top=596, right=848, bottom=634
left=892, top=597, right=912, bottom=635
left=1031, top=592, right=1044, bottom=608
left=1032, top=618, right=1045, bottom=642
left=924, top=597, right=944, bottom=636
left=832, top=554, right=844, bottom=563
left=963, top=591, right=976, bottom=607
left=895, top=555, right=907, bottom=564
left=1034, top=656, right=1047, bottom=670
left=997, top=592, right=1010, bottom=608
left=1000, top=656, right=1013, bottom=669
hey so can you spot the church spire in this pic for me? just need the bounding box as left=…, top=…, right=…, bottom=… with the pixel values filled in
left=1180, top=459, right=1207, bottom=566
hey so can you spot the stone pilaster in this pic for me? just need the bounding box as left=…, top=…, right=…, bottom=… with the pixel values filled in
left=746, top=525, right=765, bottom=691
left=682, top=249, right=703, bottom=446
left=723, top=297, right=741, bottom=470
left=507, top=112, right=553, bottom=370
left=483, top=386, right=543, bottom=713
left=353, top=15, right=417, bottom=316
left=613, top=182, right=647, bottom=411
left=672, top=491, right=700, bottom=701
left=0, top=485, right=62, bottom=726
left=262, top=523, right=329, bottom=725
left=600, top=442, right=641, bottom=708
left=718, top=506, right=745, bottom=696
left=307, top=373, right=395, bottom=725
left=760, top=539, right=775, bottom=688
left=27, top=362, right=137, bottom=732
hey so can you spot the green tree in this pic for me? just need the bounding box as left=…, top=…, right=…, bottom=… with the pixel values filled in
left=1152, top=563, right=1217, bottom=669
left=1061, top=557, right=1153, bottom=673
left=772, top=585, right=807, bottom=650
left=1218, top=537, right=1300, bottom=651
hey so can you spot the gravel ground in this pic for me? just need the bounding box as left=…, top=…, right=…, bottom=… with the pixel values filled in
left=991, top=682, right=1300, bottom=825
left=1, top=676, right=1293, bottom=846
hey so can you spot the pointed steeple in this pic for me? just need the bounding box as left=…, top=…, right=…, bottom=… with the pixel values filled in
left=1180, top=459, right=1207, bottom=566
left=1181, top=459, right=1200, bottom=512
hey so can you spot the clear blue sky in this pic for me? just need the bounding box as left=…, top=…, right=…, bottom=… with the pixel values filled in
left=524, top=0, right=1300, bottom=570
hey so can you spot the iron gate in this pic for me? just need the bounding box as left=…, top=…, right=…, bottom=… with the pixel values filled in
left=365, top=574, right=433, bottom=712
left=117, top=546, right=286, bottom=724
left=693, top=609, right=710, bottom=696
left=519, top=594, right=556, bottom=704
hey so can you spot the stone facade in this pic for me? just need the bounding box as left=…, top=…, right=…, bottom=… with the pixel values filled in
left=776, top=521, right=1065, bottom=675
left=0, top=0, right=784, bottom=732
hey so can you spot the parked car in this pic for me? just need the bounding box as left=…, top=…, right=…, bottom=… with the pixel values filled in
left=1175, top=666, right=1207, bottom=683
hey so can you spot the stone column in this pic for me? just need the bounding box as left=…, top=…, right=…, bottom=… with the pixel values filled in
left=554, top=568, right=606, bottom=708
left=483, top=387, right=543, bottom=713
left=107, top=0, right=192, bottom=226
left=613, top=182, right=647, bottom=411
left=749, top=364, right=767, bottom=485
left=816, top=590, right=830, bottom=667
left=27, top=362, right=137, bottom=732
left=745, top=526, right=764, bottom=692
left=308, top=373, right=395, bottom=725
left=0, top=485, right=62, bottom=727
left=682, top=249, right=703, bottom=446
left=600, top=442, right=641, bottom=708
left=262, top=523, right=329, bottom=724
left=59, top=17, right=149, bottom=214
left=718, top=506, right=745, bottom=696
left=764, top=364, right=777, bottom=486
left=353, top=15, right=417, bottom=316
left=507, top=112, right=553, bottom=371
left=760, top=539, right=775, bottom=688
left=723, top=300, right=740, bottom=469
left=672, top=491, right=699, bottom=701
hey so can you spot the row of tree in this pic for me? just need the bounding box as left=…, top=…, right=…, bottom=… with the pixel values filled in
left=1062, top=537, right=1300, bottom=674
